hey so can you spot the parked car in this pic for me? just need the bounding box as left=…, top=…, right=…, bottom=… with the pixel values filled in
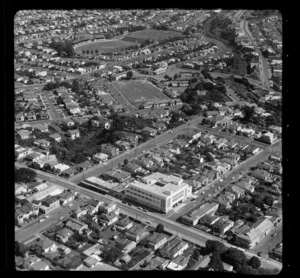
left=39, top=219, right=45, bottom=223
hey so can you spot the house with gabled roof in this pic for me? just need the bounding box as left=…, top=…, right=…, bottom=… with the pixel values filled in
left=36, top=237, right=56, bottom=253
left=55, top=228, right=74, bottom=243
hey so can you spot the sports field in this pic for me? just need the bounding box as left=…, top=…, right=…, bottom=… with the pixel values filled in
left=113, top=80, right=169, bottom=107
left=75, top=39, right=139, bottom=54
left=122, top=29, right=184, bottom=44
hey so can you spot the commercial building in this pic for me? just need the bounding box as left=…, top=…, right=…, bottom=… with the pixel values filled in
left=180, top=202, right=219, bottom=226
left=236, top=217, right=274, bottom=249
left=125, top=172, right=192, bottom=213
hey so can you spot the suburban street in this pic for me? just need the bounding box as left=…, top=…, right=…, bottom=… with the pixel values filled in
left=242, top=20, right=270, bottom=89
left=15, top=164, right=282, bottom=271
left=68, top=116, right=204, bottom=183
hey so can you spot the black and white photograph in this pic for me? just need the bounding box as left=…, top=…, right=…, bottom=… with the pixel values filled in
left=9, top=7, right=285, bottom=273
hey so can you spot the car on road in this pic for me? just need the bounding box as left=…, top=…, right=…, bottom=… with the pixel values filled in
left=39, top=219, right=45, bottom=223
left=271, top=233, right=277, bottom=237
left=231, top=177, right=235, bottom=180
left=128, top=204, right=132, bottom=207
left=68, top=204, right=73, bottom=207
left=59, top=216, right=64, bottom=220
left=145, top=220, right=152, bottom=225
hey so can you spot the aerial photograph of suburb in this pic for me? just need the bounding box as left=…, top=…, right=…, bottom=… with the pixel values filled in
left=14, top=9, right=282, bottom=273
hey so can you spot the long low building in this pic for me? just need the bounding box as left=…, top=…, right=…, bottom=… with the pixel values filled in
left=236, top=217, right=274, bottom=249
left=124, top=172, right=192, bottom=213
left=180, top=202, right=219, bottom=226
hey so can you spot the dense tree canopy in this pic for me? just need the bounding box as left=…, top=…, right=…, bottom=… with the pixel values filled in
left=155, top=223, right=164, bottom=233
left=206, top=240, right=228, bottom=254
left=220, top=248, right=247, bottom=270
left=15, top=168, right=37, bottom=183
left=248, top=256, right=261, bottom=269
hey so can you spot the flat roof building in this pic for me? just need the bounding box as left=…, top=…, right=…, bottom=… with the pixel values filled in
left=125, top=172, right=192, bottom=213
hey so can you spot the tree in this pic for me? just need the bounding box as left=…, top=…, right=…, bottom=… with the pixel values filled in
left=205, top=240, right=227, bottom=254
left=248, top=256, right=261, bottom=269
left=15, top=168, right=37, bottom=183
left=174, top=73, right=179, bottom=80
left=123, top=159, right=129, bottom=165
left=208, top=252, right=224, bottom=272
left=126, top=70, right=134, bottom=80
left=15, top=241, right=27, bottom=257
left=263, top=194, right=274, bottom=206
left=155, top=223, right=164, bottom=233
left=238, top=265, right=259, bottom=275
left=221, top=248, right=247, bottom=270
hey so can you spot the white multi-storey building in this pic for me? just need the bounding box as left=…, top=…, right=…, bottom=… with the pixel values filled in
left=125, top=172, right=192, bottom=213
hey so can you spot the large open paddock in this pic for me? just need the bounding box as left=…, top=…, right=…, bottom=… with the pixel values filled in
left=113, top=80, right=169, bottom=107
left=75, top=39, right=139, bottom=54
left=122, top=29, right=184, bottom=43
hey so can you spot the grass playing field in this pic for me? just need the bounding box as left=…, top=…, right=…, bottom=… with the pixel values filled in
left=122, top=29, right=184, bottom=43
left=75, top=39, right=139, bottom=54
left=113, top=80, right=169, bottom=107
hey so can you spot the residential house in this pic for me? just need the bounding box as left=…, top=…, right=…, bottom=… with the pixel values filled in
left=68, top=129, right=80, bottom=140
left=227, top=185, right=245, bottom=198
left=102, top=169, right=131, bottom=183
left=65, top=218, right=88, bottom=234
left=92, top=118, right=111, bottom=129
left=33, top=124, right=49, bottom=132
left=114, top=140, right=131, bottom=151
left=142, top=126, right=157, bottom=137
left=135, top=157, right=154, bottom=169
left=37, top=238, right=56, bottom=253
left=62, top=118, right=75, bottom=127
left=252, top=169, right=272, bottom=181
left=236, top=180, right=255, bottom=193
left=17, top=129, right=31, bottom=139
left=26, top=151, right=45, bottom=162
left=115, top=216, right=133, bottom=232
left=115, top=239, right=137, bottom=255
left=125, top=224, right=150, bottom=242
left=101, top=144, right=119, bottom=157
left=55, top=228, right=74, bottom=243
left=92, top=152, right=109, bottom=163
left=29, top=260, right=51, bottom=271
left=160, top=237, right=189, bottom=260
left=123, top=162, right=142, bottom=174
left=146, top=233, right=168, bottom=250
left=167, top=254, right=191, bottom=271
left=49, top=133, right=62, bottom=142
left=76, top=161, right=93, bottom=171
left=34, top=139, right=50, bottom=148
left=98, top=211, right=119, bottom=227
left=72, top=206, right=89, bottom=219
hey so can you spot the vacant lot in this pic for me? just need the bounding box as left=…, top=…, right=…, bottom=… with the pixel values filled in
left=113, top=80, right=169, bottom=107
left=122, top=29, right=183, bottom=43
left=75, top=39, right=139, bottom=54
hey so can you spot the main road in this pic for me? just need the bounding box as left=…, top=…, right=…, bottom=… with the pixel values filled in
left=15, top=162, right=282, bottom=271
